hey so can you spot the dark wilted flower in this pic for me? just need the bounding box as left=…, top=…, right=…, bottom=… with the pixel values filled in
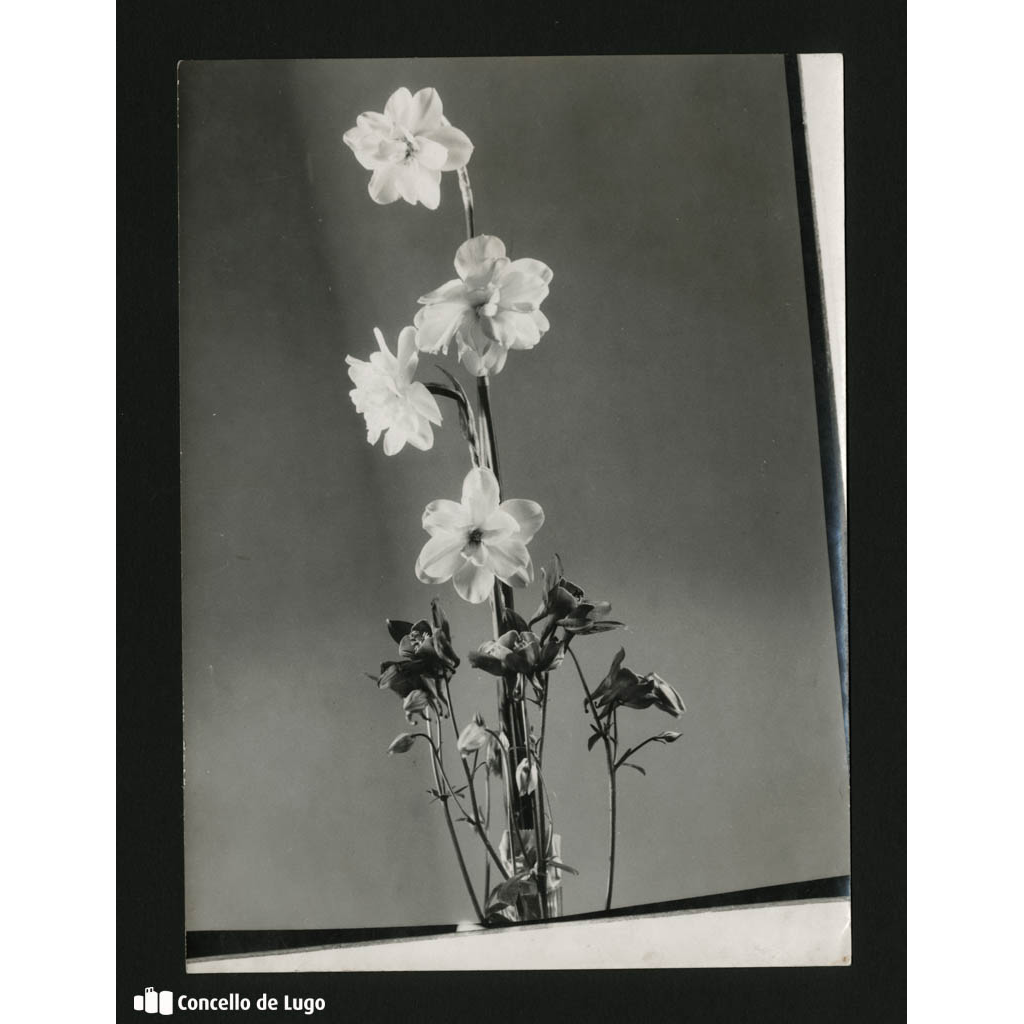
left=377, top=658, right=432, bottom=700
left=375, top=659, right=449, bottom=718
left=468, top=636, right=515, bottom=676
left=589, top=649, right=685, bottom=719
left=469, top=629, right=561, bottom=678
left=645, top=673, right=686, bottom=717
left=387, top=616, right=460, bottom=672
left=559, top=600, right=624, bottom=636
left=529, top=556, right=584, bottom=626
left=530, top=556, right=623, bottom=637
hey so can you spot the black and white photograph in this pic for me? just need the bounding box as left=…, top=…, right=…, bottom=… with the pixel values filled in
left=177, top=54, right=850, bottom=971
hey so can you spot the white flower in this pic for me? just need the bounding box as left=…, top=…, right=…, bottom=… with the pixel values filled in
left=415, top=467, right=544, bottom=604
left=414, top=235, right=552, bottom=376
left=342, top=87, right=474, bottom=209
left=346, top=326, right=442, bottom=455
left=456, top=714, right=491, bottom=757
left=515, top=758, right=538, bottom=797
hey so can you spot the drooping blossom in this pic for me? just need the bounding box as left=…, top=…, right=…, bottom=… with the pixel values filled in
left=457, top=713, right=492, bottom=758
left=346, top=326, right=442, bottom=455
left=342, top=87, right=473, bottom=209
left=529, top=556, right=623, bottom=637
left=589, top=649, right=686, bottom=719
left=415, top=467, right=544, bottom=604
left=469, top=630, right=561, bottom=677
left=515, top=758, right=538, bottom=797
left=414, top=235, right=552, bottom=376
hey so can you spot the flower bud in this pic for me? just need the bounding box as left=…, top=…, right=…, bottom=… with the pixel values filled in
left=515, top=758, right=538, bottom=797
left=388, top=733, right=417, bottom=755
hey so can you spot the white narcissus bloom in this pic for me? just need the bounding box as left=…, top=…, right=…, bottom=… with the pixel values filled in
left=346, top=326, right=442, bottom=456
left=414, top=235, right=552, bottom=376
left=416, top=467, right=545, bottom=604
left=342, top=87, right=474, bottom=210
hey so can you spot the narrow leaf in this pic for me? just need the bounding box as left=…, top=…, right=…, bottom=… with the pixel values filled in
left=621, top=762, right=646, bottom=776
left=654, top=731, right=682, bottom=744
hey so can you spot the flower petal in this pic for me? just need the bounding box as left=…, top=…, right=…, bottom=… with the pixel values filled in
left=423, top=498, right=470, bottom=535
left=368, top=165, right=401, bottom=204
left=488, top=310, right=540, bottom=350
left=414, top=302, right=470, bottom=355
left=405, top=419, right=434, bottom=451
left=484, top=344, right=509, bottom=375
left=505, top=257, right=553, bottom=287
left=484, top=538, right=533, bottom=587
left=422, top=125, right=474, bottom=171
left=455, top=235, right=507, bottom=281
left=453, top=560, right=495, bottom=604
left=416, top=531, right=467, bottom=583
left=462, top=467, right=501, bottom=523
left=384, top=87, right=413, bottom=125
left=405, top=87, right=443, bottom=134
left=406, top=381, right=443, bottom=426
left=382, top=426, right=407, bottom=456
left=495, top=265, right=551, bottom=310
left=499, top=499, right=545, bottom=543
left=395, top=164, right=421, bottom=205
left=395, top=325, right=419, bottom=376
left=418, top=279, right=469, bottom=305
left=457, top=343, right=488, bottom=376
left=413, top=164, right=441, bottom=210
left=480, top=507, right=520, bottom=541
left=343, top=126, right=383, bottom=170
left=414, top=136, right=448, bottom=171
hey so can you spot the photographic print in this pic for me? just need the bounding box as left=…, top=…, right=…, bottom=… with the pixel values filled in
left=178, top=54, right=849, bottom=969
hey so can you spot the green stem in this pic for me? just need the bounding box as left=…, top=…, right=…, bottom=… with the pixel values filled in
left=537, top=672, right=550, bottom=764
left=441, top=679, right=510, bottom=879
left=615, top=734, right=664, bottom=770
left=483, top=764, right=492, bottom=900
left=457, top=166, right=475, bottom=240
left=567, top=643, right=618, bottom=912
left=424, top=720, right=484, bottom=923
left=457, top=162, right=552, bottom=920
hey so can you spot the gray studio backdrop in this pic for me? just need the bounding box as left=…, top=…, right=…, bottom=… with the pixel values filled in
left=179, top=56, right=850, bottom=931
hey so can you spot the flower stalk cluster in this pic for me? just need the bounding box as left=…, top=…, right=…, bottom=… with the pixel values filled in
left=341, top=86, right=686, bottom=924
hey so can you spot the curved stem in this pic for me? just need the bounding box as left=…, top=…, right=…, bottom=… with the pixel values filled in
left=537, top=673, right=550, bottom=765
left=425, top=720, right=484, bottom=923
left=614, top=734, right=664, bottom=770
left=456, top=162, right=554, bottom=919
left=567, top=643, right=618, bottom=912
left=483, top=765, right=492, bottom=899
left=441, top=679, right=509, bottom=880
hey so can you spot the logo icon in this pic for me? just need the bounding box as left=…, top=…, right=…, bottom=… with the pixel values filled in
left=133, top=988, right=173, bottom=1015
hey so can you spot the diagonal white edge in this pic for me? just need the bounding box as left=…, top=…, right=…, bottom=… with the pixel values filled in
left=798, top=53, right=846, bottom=499
left=186, top=897, right=851, bottom=972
